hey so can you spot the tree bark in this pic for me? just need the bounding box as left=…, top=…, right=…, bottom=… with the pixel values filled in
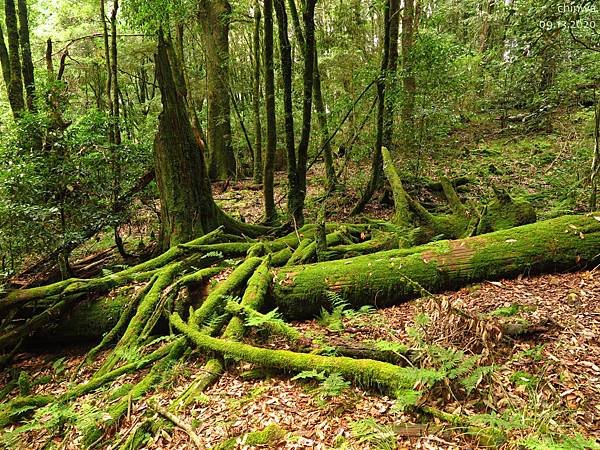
left=16, top=0, right=34, bottom=111
left=4, top=0, right=24, bottom=118
left=252, top=0, right=263, bottom=184
left=198, top=0, right=236, bottom=180
left=262, top=0, right=277, bottom=223
left=153, top=31, right=220, bottom=250
left=401, top=0, right=416, bottom=150
left=0, top=24, right=10, bottom=88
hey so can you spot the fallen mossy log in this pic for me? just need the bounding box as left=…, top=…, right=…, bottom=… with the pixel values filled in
left=272, top=214, right=600, bottom=319
left=4, top=215, right=599, bottom=344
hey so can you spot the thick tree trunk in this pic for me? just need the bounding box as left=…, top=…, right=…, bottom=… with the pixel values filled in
left=4, top=0, right=24, bottom=118
left=198, top=0, right=236, bottom=180
left=16, top=0, right=34, bottom=111
left=153, top=31, right=220, bottom=250
left=272, top=214, right=600, bottom=319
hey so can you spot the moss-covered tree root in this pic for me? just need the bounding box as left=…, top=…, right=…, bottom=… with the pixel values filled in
left=173, top=257, right=272, bottom=409
left=171, top=313, right=440, bottom=397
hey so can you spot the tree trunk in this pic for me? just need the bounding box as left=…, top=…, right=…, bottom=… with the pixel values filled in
left=292, top=0, right=317, bottom=225
left=0, top=24, right=10, bottom=88
left=252, top=0, right=263, bottom=185
left=274, top=0, right=298, bottom=221
left=287, top=0, right=337, bottom=189
left=352, top=0, right=396, bottom=215
left=100, top=0, right=113, bottom=141
left=262, top=0, right=277, bottom=223
left=153, top=31, right=220, bottom=250
left=4, top=0, right=24, bottom=118
left=383, top=0, right=400, bottom=150
left=272, top=214, right=600, bottom=319
left=16, top=0, right=34, bottom=111
left=401, top=0, right=416, bottom=150
left=198, top=0, right=236, bottom=180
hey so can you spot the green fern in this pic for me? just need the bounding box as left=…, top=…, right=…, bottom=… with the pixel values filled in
left=520, top=434, right=600, bottom=450
left=291, top=369, right=326, bottom=382
left=318, top=373, right=350, bottom=398
left=350, top=418, right=397, bottom=450
left=391, top=389, right=422, bottom=412
left=245, top=308, right=284, bottom=328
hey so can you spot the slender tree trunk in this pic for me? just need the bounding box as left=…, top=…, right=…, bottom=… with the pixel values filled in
left=479, top=0, right=495, bottom=52
left=45, top=38, right=54, bottom=79
left=263, top=0, right=277, bottom=223
left=0, top=25, right=10, bottom=88
left=274, top=0, right=298, bottom=221
left=287, top=0, right=336, bottom=189
left=384, top=0, right=400, bottom=150
left=401, top=0, right=415, bottom=151
left=154, top=31, right=220, bottom=250
left=198, top=0, right=236, bottom=180
left=351, top=0, right=394, bottom=215
left=292, top=0, right=317, bottom=225
left=4, top=0, right=24, bottom=118
left=252, top=0, right=263, bottom=184
left=100, top=0, right=114, bottom=142
left=110, top=0, right=121, bottom=147
left=16, top=0, right=34, bottom=111
left=312, top=49, right=337, bottom=188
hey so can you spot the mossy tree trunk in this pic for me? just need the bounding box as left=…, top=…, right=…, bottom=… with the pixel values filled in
left=198, top=0, right=236, bottom=180
left=16, top=0, right=34, bottom=112
left=153, top=31, right=220, bottom=251
left=252, top=0, right=263, bottom=184
left=262, top=0, right=277, bottom=223
left=4, top=0, right=24, bottom=118
left=273, top=214, right=600, bottom=319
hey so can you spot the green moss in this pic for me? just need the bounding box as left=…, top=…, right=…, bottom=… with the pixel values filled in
left=190, top=257, right=262, bottom=327
left=17, top=371, right=31, bottom=396
left=171, top=313, right=439, bottom=397
left=273, top=214, right=600, bottom=320
left=244, top=424, right=286, bottom=445
left=477, top=195, right=536, bottom=235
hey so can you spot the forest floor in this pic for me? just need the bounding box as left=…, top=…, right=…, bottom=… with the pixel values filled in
left=3, top=268, right=599, bottom=449
left=2, top=109, right=599, bottom=448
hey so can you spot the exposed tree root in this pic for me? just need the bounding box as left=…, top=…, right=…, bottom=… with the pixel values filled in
left=171, top=312, right=440, bottom=398
left=0, top=201, right=598, bottom=448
